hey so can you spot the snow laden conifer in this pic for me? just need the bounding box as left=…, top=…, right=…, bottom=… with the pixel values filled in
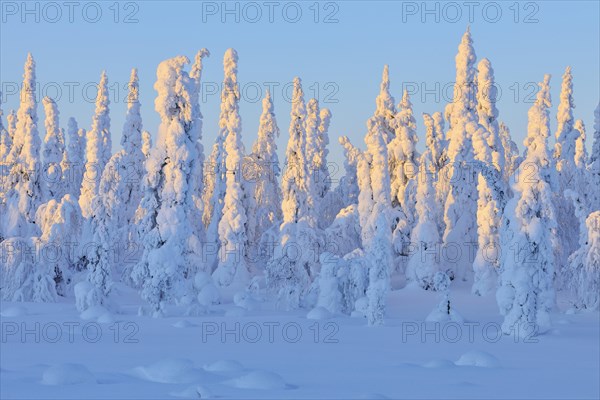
left=553, top=67, right=580, bottom=280
left=406, top=154, right=441, bottom=289
left=423, top=112, right=447, bottom=234
left=0, top=99, right=11, bottom=220
left=99, top=68, right=145, bottom=252
left=497, top=75, right=557, bottom=337
left=41, top=97, right=65, bottom=201
left=476, top=58, right=505, bottom=173
left=442, top=28, right=479, bottom=281
left=189, top=49, right=210, bottom=232
left=572, top=119, right=590, bottom=207
left=61, top=118, right=85, bottom=198
left=589, top=104, right=600, bottom=212
left=37, top=195, right=82, bottom=300
left=334, top=136, right=361, bottom=208
left=6, top=53, right=43, bottom=237
left=213, top=49, right=251, bottom=294
left=142, top=130, right=152, bottom=158
left=389, top=90, right=419, bottom=210
left=75, top=195, right=113, bottom=312
left=471, top=58, right=507, bottom=296
left=374, top=65, right=396, bottom=144
left=80, top=72, right=111, bottom=219
left=499, top=122, right=521, bottom=183
left=567, top=210, right=600, bottom=311
left=246, top=90, right=281, bottom=256
left=359, top=116, right=393, bottom=326
left=266, top=77, right=314, bottom=309
left=0, top=97, right=10, bottom=162
left=131, top=56, right=208, bottom=317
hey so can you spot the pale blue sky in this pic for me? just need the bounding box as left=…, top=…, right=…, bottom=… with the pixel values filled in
left=1, top=1, right=599, bottom=180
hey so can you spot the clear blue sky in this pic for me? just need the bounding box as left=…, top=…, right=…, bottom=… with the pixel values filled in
left=2, top=1, right=599, bottom=181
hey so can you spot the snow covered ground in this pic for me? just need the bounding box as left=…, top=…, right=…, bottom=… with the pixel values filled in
left=2, top=282, right=598, bottom=399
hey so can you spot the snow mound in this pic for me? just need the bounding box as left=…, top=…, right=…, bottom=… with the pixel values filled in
left=0, top=305, right=27, bottom=317
left=42, top=363, right=95, bottom=385
left=80, top=305, right=110, bottom=321
left=423, top=359, right=456, bottom=368
left=203, top=359, right=244, bottom=373
left=134, top=358, right=200, bottom=384
left=224, top=306, right=247, bottom=317
left=97, top=312, right=114, bottom=324
left=172, top=320, right=197, bottom=328
left=227, top=370, right=287, bottom=390
left=171, top=384, right=213, bottom=399
left=455, top=351, right=500, bottom=368
left=307, top=306, right=332, bottom=320
left=426, top=307, right=464, bottom=323
left=233, top=291, right=260, bottom=311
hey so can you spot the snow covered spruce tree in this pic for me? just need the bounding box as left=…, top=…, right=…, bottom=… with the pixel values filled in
left=99, top=68, right=145, bottom=256
left=75, top=195, right=113, bottom=312
left=374, top=65, right=396, bottom=144
left=589, top=104, right=600, bottom=212
left=5, top=53, right=43, bottom=237
left=142, top=130, right=152, bottom=158
left=41, top=97, right=66, bottom=202
left=359, top=116, right=393, bottom=326
left=80, top=72, right=111, bottom=219
left=497, top=75, right=557, bottom=337
left=61, top=118, right=86, bottom=198
left=567, top=210, right=600, bottom=311
left=553, top=66, right=580, bottom=283
left=131, top=56, right=209, bottom=317
left=37, top=195, right=82, bottom=300
left=471, top=57, right=507, bottom=296
left=189, top=49, right=210, bottom=236
left=246, top=90, right=281, bottom=260
left=0, top=97, right=11, bottom=231
left=422, top=112, right=447, bottom=234
left=441, top=28, right=480, bottom=281
left=213, top=49, right=252, bottom=294
left=406, top=154, right=441, bottom=289
left=334, top=136, right=361, bottom=208
left=499, top=122, right=521, bottom=183
left=266, top=77, right=316, bottom=309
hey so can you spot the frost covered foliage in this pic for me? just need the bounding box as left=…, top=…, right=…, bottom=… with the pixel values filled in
left=142, top=130, right=152, bottom=158
left=80, top=72, right=111, bottom=219
left=471, top=58, right=507, bottom=296
left=131, top=56, right=207, bottom=317
left=334, top=136, right=361, bottom=209
left=62, top=118, right=85, bottom=198
left=442, top=28, right=479, bottom=281
left=267, top=77, right=317, bottom=310
left=499, top=122, right=521, bottom=182
left=213, top=49, right=251, bottom=293
left=359, top=117, right=393, bottom=325
left=374, top=65, right=396, bottom=144
left=246, top=90, right=281, bottom=258
left=497, top=75, right=557, bottom=338
left=589, top=104, right=600, bottom=212
left=389, top=90, right=419, bottom=235
left=99, top=69, right=145, bottom=254
left=41, top=97, right=66, bottom=201
left=553, top=67, right=580, bottom=282
left=4, top=54, right=43, bottom=237
left=406, top=155, right=441, bottom=289
left=567, top=211, right=600, bottom=311
left=422, top=112, right=448, bottom=234
left=2, top=195, right=81, bottom=302
left=76, top=196, right=113, bottom=312
left=324, top=205, right=362, bottom=258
